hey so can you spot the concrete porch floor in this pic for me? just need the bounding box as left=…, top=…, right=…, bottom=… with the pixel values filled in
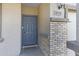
left=20, top=47, right=44, bottom=56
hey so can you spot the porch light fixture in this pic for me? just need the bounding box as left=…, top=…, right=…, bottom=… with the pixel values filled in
left=57, top=3, right=65, bottom=10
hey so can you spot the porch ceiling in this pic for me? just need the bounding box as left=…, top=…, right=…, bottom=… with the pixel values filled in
left=22, top=3, right=40, bottom=7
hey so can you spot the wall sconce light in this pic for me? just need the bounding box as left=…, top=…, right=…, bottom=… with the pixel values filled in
left=57, top=3, right=65, bottom=9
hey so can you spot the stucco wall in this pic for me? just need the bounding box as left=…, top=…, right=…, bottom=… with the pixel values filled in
left=38, top=3, right=50, bottom=56
left=22, top=4, right=38, bottom=15
left=0, top=3, right=21, bottom=56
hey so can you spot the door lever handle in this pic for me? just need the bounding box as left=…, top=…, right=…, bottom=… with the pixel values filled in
left=0, top=37, right=4, bottom=43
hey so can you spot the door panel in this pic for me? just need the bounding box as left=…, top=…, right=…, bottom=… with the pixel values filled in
left=22, top=16, right=37, bottom=46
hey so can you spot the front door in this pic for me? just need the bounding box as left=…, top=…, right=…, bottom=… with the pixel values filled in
left=22, top=16, right=37, bottom=46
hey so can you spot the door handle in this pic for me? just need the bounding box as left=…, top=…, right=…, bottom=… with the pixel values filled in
left=0, top=37, right=4, bottom=43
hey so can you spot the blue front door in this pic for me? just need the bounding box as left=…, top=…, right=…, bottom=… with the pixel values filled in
left=22, top=16, right=37, bottom=46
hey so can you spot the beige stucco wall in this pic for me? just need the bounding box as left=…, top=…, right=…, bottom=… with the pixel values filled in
left=38, top=4, right=49, bottom=33
left=22, top=4, right=38, bottom=15
left=0, top=3, right=21, bottom=56
left=38, top=3, right=50, bottom=56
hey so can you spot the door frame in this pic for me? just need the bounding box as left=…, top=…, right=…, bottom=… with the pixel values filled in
left=21, top=15, right=38, bottom=48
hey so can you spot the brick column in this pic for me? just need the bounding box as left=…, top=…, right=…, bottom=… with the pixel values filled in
left=50, top=22, right=67, bottom=56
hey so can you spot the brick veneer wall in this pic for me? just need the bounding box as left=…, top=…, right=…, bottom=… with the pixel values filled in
left=49, top=22, right=67, bottom=56
left=39, top=36, right=50, bottom=56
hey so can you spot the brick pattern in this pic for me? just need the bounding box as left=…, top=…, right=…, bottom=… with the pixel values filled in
left=39, top=38, right=49, bottom=56
left=50, top=22, right=67, bottom=56
left=39, top=36, right=50, bottom=56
